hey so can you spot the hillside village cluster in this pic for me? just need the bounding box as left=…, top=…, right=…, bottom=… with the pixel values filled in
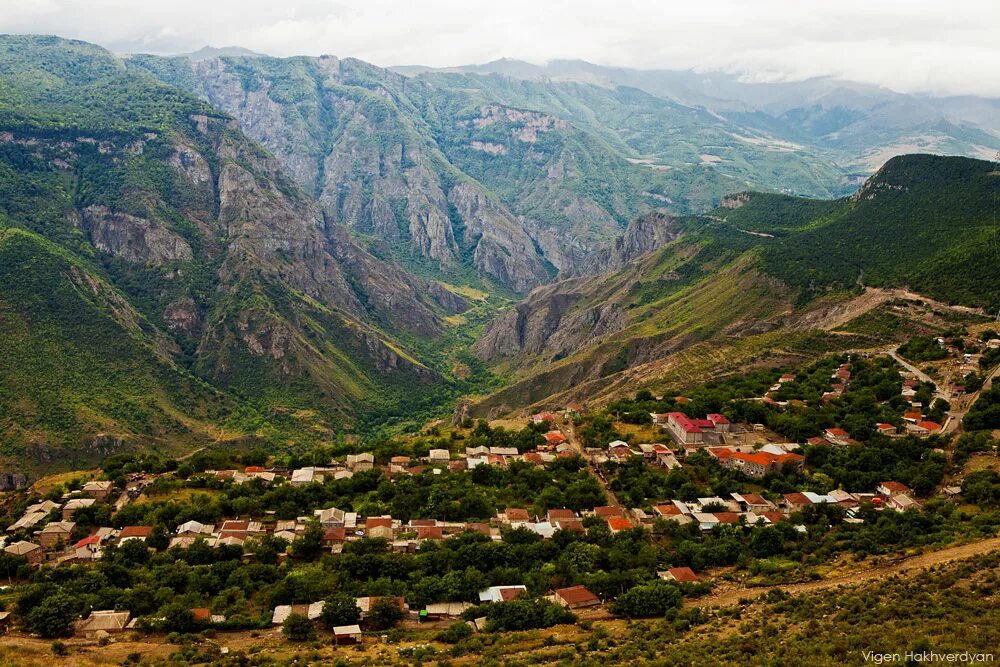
left=1, top=336, right=996, bottom=642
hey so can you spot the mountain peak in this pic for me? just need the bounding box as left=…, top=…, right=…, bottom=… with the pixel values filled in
left=183, top=45, right=268, bottom=61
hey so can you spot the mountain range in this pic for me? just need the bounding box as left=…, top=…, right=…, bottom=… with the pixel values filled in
left=0, top=34, right=998, bottom=477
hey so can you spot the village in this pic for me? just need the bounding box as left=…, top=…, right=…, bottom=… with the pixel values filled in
left=0, top=333, right=998, bottom=652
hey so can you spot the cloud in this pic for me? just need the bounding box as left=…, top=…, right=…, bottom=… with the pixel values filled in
left=1, top=0, right=998, bottom=96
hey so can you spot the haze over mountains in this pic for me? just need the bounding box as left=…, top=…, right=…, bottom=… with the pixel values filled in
left=0, top=34, right=998, bottom=476
left=397, top=57, right=1000, bottom=170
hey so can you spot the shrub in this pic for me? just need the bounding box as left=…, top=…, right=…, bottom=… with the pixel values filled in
left=437, top=621, right=473, bottom=644
left=609, top=581, right=683, bottom=618
left=282, top=613, right=317, bottom=641
left=484, top=598, right=576, bottom=632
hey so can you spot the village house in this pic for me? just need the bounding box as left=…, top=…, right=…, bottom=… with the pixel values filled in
left=555, top=518, right=585, bottom=533
left=82, top=481, right=113, bottom=501
left=545, top=431, right=567, bottom=447
left=6, top=510, right=49, bottom=533
left=906, top=420, right=941, bottom=437
left=592, top=505, right=625, bottom=519
left=651, top=412, right=729, bottom=445
left=422, top=602, right=473, bottom=621
left=62, top=497, right=95, bottom=520
left=75, top=610, right=129, bottom=638
left=416, top=526, right=445, bottom=541
left=531, top=412, right=556, bottom=425
left=290, top=468, right=319, bottom=485
left=176, top=520, right=214, bottom=537
left=607, top=441, right=634, bottom=461
left=652, top=503, right=691, bottom=523
left=479, top=585, right=528, bottom=603
left=4, top=540, right=43, bottom=564
left=117, top=525, right=152, bottom=544
left=606, top=517, right=633, bottom=533
left=554, top=585, right=601, bottom=609
left=877, top=481, right=912, bottom=497
left=490, top=446, right=519, bottom=458
left=498, top=508, right=532, bottom=524
left=875, top=423, right=898, bottom=436
left=823, top=427, right=851, bottom=445
left=38, top=521, right=75, bottom=549
left=887, top=493, right=919, bottom=512
left=782, top=492, right=813, bottom=513
left=314, top=507, right=347, bottom=527
left=346, top=453, right=375, bottom=472
left=546, top=508, right=576, bottom=523
left=271, top=602, right=324, bottom=625
left=731, top=493, right=776, bottom=513
left=73, top=534, right=103, bottom=562
left=364, top=517, right=395, bottom=540
left=427, top=449, right=451, bottom=463
left=659, top=566, right=699, bottom=583
left=333, top=624, right=363, bottom=644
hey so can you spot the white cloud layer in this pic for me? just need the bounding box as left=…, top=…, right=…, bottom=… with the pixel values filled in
left=2, top=0, right=998, bottom=97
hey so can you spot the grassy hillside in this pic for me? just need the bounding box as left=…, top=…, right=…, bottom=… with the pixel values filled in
left=0, top=228, right=230, bottom=473
left=472, top=154, right=999, bottom=414
left=0, top=36, right=491, bottom=475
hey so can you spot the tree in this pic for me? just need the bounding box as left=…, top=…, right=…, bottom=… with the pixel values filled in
left=282, top=612, right=317, bottom=641
left=159, top=602, right=200, bottom=634
left=320, top=593, right=360, bottom=629
left=290, top=521, right=324, bottom=561
left=26, top=591, right=78, bottom=638
left=367, top=597, right=405, bottom=630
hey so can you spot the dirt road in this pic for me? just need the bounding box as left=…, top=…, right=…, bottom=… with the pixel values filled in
left=687, top=535, right=1000, bottom=608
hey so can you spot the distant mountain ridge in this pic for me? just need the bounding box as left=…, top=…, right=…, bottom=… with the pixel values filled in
left=394, top=58, right=1000, bottom=172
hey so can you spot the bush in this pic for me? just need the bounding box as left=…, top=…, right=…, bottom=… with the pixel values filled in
left=282, top=613, right=317, bottom=641
left=437, top=621, right=473, bottom=644
left=609, top=581, right=683, bottom=618
left=484, top=598, right=576, bottom=632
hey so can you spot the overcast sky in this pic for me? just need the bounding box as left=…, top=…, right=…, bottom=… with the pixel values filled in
left=4, top=0, right=999, bottom=97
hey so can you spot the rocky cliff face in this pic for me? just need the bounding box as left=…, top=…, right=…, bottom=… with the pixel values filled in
left=81, top=205, right=194, bottom=264
left=473, top=210, right=682, bottom=361
left=472, top=280, right=627, bottom=362
left=136, top=55, right=557, bottom=293
left=574, top=211, right=683, bottom=276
